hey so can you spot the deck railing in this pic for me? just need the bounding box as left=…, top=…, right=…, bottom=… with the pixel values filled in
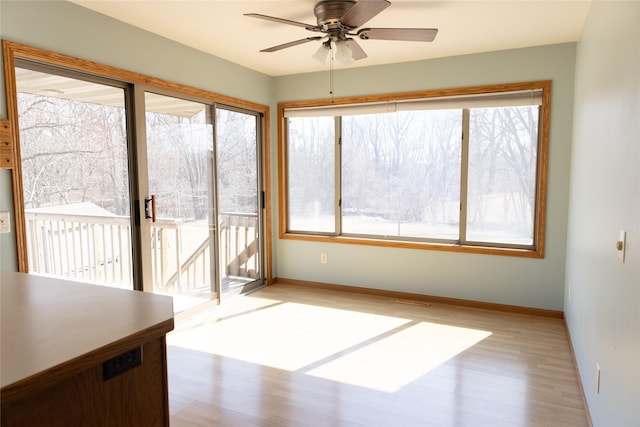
left=160, top=213, right=260, bottom=292
left=24, top=210, right=259, bottom=291
left=25, top=211, right=135, bottom=288
left=220, top=213, right=260, bottom=279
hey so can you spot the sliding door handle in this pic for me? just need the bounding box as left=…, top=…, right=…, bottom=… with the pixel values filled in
left=144, top=195, right=156, bottom=223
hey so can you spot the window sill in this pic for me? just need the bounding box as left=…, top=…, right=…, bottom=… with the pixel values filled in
left=280, top=232, right=543, bottom=259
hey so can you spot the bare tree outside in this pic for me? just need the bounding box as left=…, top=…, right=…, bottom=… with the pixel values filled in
left=287, top=116, right=335, bottom=232
left=216, top=108, right=259, bottom=215
left=286, top=104, right=539, bottom=245
left=468, top=106, right=538, bottom=244
left=19, top=92, right=130, bottom=215
left=145, top=109, right=211, bottom=221
left=342, top=110, right=462, bottom=238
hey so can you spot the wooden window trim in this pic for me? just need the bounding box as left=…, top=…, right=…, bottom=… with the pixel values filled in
left=1, top=39, right=273, bottom=280
left=277, top=80, right=551, bottom=258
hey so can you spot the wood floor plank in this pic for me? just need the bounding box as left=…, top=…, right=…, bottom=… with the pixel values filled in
left=167, top=284, right=589, bottom=426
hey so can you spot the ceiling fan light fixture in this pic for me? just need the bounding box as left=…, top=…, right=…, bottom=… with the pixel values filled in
left=334, top=40, right=355, bottom=65
left=312, top=42, right=331, bottom=64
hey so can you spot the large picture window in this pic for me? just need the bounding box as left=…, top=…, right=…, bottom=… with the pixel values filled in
left=279, top=81, right=550, bottom=257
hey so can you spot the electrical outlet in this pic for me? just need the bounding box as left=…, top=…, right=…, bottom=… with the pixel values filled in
left=595, top=363, right=601, bottom=393
left=320, top=253, right=328, bottom=264
left=103, top=346, right=143, bottom=380
left=0, top=212, right=10, bottom=234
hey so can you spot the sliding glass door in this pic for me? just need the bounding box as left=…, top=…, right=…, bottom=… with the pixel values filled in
left=15, top=65, right=134, bottom=289
left=143, top=97, right=265, bottom=306
left=14, top=61, right=266, bottom=312
left=143, top=92, right=218, bottom=311
left=215, top=107, right=264, bottom=298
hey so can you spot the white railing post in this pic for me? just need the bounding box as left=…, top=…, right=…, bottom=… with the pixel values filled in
left=175, top=226, right=181, bottom=290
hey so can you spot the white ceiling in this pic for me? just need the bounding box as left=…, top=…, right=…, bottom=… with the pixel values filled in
left=69, top=0, right=592, bottom=77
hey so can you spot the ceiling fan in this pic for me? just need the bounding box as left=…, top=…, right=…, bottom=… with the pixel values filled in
left=245, top=0, right=438, bottom=65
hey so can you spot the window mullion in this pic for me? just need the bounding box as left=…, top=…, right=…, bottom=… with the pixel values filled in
left=459, top=109, right=470, bottom=244
left=335, top=116, right=342, bottom=236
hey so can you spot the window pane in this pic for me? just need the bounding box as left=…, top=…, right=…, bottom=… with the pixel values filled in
left=216, top=108, right=258, bottom=215
left=145, top=93, right=218, bottom=305
left=16, top=67, right=133, bottom=288
left=287, top=117, right=335, bottom=233
left=342, top=110, right=462, bottom=239
left=467, top=106, right=539, bottom=245
left=216, top=107, right=262, bottom=293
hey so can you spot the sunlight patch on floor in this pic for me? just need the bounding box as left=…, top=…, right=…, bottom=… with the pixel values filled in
left=168, top=295, right=282, bottom=333
left=168, top=299, right=411, bottom=371
left=305, top=321, right=492, bottom=392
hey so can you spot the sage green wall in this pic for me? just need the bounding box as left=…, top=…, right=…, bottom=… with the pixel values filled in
left=0, top=0, right=273, bottom=271
left=566, top=2, right=640, bottom=425
left=0, top=170, right=16, bottom=270
left=273, top=43, right=577, bottom=311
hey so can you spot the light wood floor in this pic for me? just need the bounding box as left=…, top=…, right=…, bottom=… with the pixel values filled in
left=166, top=284, right=589, bottom=427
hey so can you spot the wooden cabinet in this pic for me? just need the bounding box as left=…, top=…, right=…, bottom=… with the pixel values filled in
left=0, top=271, right=174, bottom=427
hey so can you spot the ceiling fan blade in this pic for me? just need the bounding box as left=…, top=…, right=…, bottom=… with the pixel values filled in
left=260, top=37, right=323, bottom=53
left=244, top=13, right=319, bottom=31
left=357, top=28, right=438, bottom=42
left=344, top=39, right=368, bottom=61
left=340, top=0, right=391, bottom=28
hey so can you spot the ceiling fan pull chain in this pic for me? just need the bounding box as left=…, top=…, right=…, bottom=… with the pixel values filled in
left=330, top=44, right=334, bottom=101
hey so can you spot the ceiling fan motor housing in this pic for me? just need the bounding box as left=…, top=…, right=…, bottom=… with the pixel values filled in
left=314, top=0, right=356, bottom=33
